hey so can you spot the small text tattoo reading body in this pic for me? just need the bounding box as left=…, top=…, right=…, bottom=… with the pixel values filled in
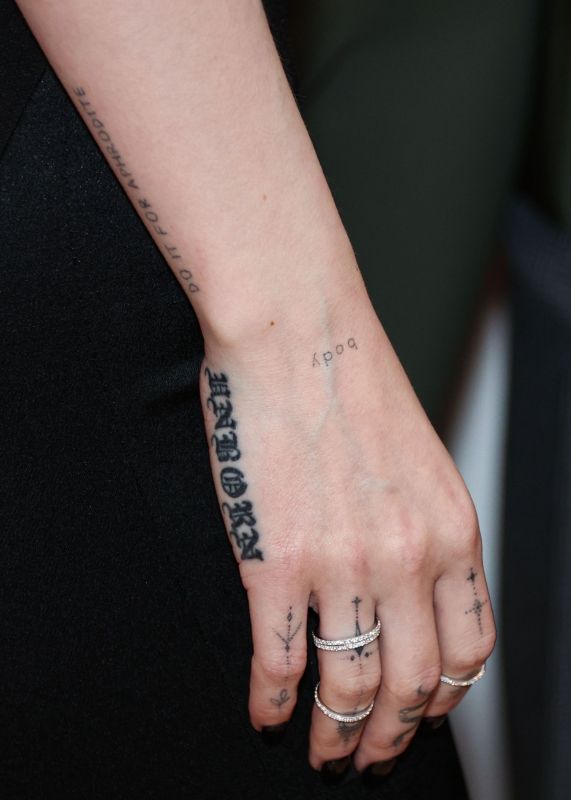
left=312, top=337, right=358, bottom=367
left=205, top=367, right=263, bottom=561
left=72, top=87, right=199, bottom=294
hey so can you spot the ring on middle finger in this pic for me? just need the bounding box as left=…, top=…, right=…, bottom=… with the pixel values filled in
left=314, top=681, right=376, bottom=723
left=312, top=618, right=381, bottom=652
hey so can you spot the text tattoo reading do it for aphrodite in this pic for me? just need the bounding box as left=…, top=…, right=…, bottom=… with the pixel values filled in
left=72, top=87, right=199, bottom=295
left=205, top=367, right=264, bottom=561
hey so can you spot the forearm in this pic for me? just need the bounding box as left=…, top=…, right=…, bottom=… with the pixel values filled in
left=17, top=0, right=368, bottom=348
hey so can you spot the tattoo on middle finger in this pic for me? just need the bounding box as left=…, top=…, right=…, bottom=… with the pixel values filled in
left=338, top=718, right=366, bottom=744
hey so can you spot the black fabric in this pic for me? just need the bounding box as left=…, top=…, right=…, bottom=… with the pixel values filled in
left=502, top=197, right=571, bottom=800
left=0, top=1, right=46, bottom=160
left=0, top=6, right=467, bottom=799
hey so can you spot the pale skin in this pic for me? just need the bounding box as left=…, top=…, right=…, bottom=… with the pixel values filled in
left=17, top=0, right=496, bottom=774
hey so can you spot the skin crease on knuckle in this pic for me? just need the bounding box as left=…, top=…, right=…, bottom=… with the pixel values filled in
left=324, top=675, right=381, bottom=708
left=446, top=634, right=497, bottom=677
left=383, top=669, right=442, bottom=708
left=255, top=651, right=306, bottom=685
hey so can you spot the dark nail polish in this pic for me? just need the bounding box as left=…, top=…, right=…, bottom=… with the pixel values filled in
left=321, top=755, right=351, bottom=786
left=261, top=723, right=287, bottom=746
left=425, top=715, right=447, bottom=730
left=362, top=759, right=397, bottom=787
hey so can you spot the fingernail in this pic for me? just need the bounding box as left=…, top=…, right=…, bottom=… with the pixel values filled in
left=424, top=715, right=447, bottom=730
left=321, top=755, right=351, bottom=785
left=362, top=759, right=397, bottom=787
left=261, top=723, right=287, bottom=746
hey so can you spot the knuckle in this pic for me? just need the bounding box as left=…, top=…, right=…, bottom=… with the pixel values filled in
left=326, top=673, right=380, bottom=705
left=257, top=653, right=304, bottom=683
left=451, top=496, right=480, bottom=554
left=468, top=632, right=497, bottom=666
left=387, top=514, right=430, bottom=576
left=322, top=538, right=370, bottom=580
left=386, top=666, right=441, bottom=702
left=448, top=633, right=496, bottom=676
left=367, top=730, right=412, bottom=755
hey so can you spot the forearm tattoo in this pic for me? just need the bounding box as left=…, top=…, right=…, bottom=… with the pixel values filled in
left=72, top=87, right=200, bottom=295
left=204, top=367, right=263, bottom=560
left=312, top=337, right=358, bottom=368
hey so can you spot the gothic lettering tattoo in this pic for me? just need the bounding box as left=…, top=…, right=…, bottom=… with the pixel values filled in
left=205, top=367, right=263, bottom=560
left=312, top=336, right=358, bottom=367
left=465, top=567, right=488, bottom=635
left=73, top=87, right=199, bottom=294
left=220, top=467, right=247, bottom=498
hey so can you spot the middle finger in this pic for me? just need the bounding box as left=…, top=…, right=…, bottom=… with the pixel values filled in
left=309, top=590, right=381, bottom=770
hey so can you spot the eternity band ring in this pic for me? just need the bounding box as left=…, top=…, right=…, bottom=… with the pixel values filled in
left=440, top=662, right=487, bottom=687
left=314, top=682, right=375, bottom=724
left=312, top=618, right=382, bottom=652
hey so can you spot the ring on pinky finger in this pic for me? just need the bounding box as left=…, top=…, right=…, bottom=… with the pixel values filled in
left=440, top=662, right=486, bottom=687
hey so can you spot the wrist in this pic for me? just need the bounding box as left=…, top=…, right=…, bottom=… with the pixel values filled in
left=197, top=237, right=373, bottom=356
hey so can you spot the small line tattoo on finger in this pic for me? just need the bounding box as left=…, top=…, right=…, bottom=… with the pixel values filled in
left=464, top=567, right=488, bottom=635
left=270, top=688, right=290, bottom=708
left=273, top=607, right=302, bottom=667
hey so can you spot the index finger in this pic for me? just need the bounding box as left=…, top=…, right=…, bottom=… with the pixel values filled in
left=246, top=582, right=309, bottom=738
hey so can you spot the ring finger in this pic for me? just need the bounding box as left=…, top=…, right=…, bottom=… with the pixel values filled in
left=353, top=584, right=441, bottom=771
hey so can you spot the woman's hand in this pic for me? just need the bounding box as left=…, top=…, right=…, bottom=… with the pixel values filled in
left=16, top=0, right=495, bottom=770
left=200, top=285, right=496, bottom=774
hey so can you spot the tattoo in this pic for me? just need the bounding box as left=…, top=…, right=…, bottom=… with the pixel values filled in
left=337, top=718, right=366, bottom=744
left=269, top=608, right=302, bottom=712
left=330, top=597, right=375, bottom=744
left=273, top=607, right=302, bottom=667
left=464, top=567, right=488, bottom=635
left=398, top=697, right=430, bottom=725
left=72, top=86, right=199, bottom=294
left=393, top=726, right=417, bottom=748
left=270, top=688, right=290, bottom=708
left=348, top=596, right=374, bottom=664
left=312, top=337, right=358, bottom=367
left=394, top=686, right=430, bottom=748
left=220, top=467, right=248, bottom=498
left=204, top=367, right=263, bottom=560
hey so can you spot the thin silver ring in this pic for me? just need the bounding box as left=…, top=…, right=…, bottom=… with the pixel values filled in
left=440, top=662, right=486, bottom=687
left=314, top=682, right=375, bottom=723
left=312, top=618, right=381, bottom=652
